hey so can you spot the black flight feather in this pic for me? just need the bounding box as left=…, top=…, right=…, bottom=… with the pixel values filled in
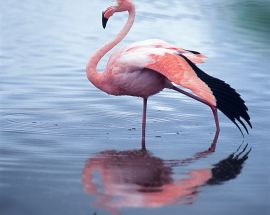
left=178, top=54, right=252, bottom=134
left=184, top=49, right=201, bottom=55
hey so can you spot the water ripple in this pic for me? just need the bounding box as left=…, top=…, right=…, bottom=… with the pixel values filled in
left=0, top=0, right=269, bottom=214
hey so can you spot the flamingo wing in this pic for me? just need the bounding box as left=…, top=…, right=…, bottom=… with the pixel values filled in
left=117, top=46, right=252, bottom=133
left=125, top=39, right=207, bottom=64
left=117, top=46, right=215, bottom=105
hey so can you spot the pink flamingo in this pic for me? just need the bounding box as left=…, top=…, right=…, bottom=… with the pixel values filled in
left=87, top=0, right=251, bottom=149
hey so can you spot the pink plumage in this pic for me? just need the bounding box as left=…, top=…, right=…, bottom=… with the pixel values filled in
left=87, top=0, right=251, bottom=150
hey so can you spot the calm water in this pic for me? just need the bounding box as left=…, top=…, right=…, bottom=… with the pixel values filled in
left=1, top=0, right=270, bottom=215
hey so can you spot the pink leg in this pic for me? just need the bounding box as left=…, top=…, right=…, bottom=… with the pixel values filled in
left=141, top=97, right=147, bottom=150
left=171, top=86, right=220, bottom=150
left=209, top=105, right=220, bottom=151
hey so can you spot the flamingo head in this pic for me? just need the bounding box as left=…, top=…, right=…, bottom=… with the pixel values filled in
left=102, top=0, right=134, bottom=29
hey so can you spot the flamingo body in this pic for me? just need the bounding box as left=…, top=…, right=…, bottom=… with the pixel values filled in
left=107, top=67, right=167, bottom=97
left=105, top=39, right=215, bottom=104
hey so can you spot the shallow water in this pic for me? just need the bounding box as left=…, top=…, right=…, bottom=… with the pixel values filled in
left=0, top=0, right=270, bottom=215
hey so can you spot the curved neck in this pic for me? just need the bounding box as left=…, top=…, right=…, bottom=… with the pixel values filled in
left=87, top=4, right=135, bottom=90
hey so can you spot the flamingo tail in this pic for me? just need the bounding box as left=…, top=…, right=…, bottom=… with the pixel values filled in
left=179, top=54, right=252, bottom=135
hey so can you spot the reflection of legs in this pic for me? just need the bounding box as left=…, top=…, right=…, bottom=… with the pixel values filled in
left=171, top=86, right=220, bottom=151
left=141, top=97, right=147, bottom=150
left=168, top=146, right=215, bottom=167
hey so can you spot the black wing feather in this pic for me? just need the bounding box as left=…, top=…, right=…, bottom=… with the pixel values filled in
left=184, top=49, right=201, bottom=55
left=179, top=54, right=252, bottom=134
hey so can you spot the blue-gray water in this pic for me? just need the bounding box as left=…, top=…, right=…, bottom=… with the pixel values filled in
left=0, top=0, right=270, bottom=215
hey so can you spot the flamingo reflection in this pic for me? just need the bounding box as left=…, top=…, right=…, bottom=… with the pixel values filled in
left=82, top=144, right=251, bottom=215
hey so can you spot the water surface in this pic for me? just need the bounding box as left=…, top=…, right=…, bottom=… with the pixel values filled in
left=1, top=0, right=270, bottom=215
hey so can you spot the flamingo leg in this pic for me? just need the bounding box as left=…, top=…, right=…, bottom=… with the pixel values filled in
left=209, top=105, right=220, bottom=151
left=171, top=85, right=220, bottom=150
left=141, top=97, right=147, bottom=150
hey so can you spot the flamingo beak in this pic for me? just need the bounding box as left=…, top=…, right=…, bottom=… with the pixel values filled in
left=102, top=12, right=109, bottom=29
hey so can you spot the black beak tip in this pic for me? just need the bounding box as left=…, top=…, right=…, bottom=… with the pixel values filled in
left=102, top=12, right=108, bottom=29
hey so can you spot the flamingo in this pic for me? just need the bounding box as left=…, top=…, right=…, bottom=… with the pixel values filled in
left=86, top=0, right=252, bottom=149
